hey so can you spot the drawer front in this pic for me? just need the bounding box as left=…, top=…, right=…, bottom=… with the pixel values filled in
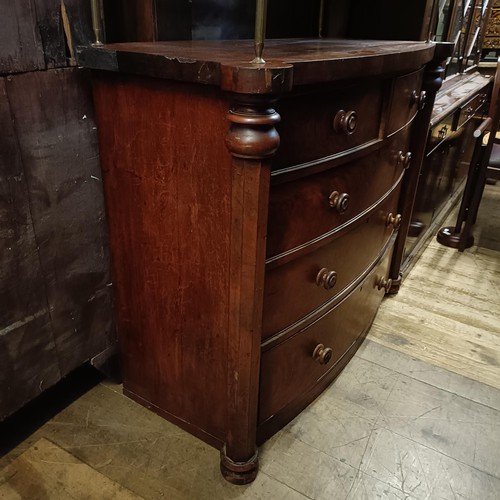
left=427, top=114, right=455, bottom=155
left=259, top=248, right=392, bottom=425
left=263, top=186, right=400, bottom=340
left=267, top=130, right=410, bottom=259
left=272, top=82, right=384, bottom=171
left=452, top=91, right=488, bottom=131
left=387, top=69, right=424, bottom=135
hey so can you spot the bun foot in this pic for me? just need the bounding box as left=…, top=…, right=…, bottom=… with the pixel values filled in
left=437, top=226, right=474, bottom=249
left=220, top=447, right=259, bottom=485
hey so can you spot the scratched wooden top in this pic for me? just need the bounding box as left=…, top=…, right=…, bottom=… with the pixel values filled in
left=78, top=38, right=436, bottom=94
left=432, top=72, right=493, bottom=126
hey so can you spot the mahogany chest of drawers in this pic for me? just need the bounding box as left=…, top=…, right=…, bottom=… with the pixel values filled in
left=80, top=39, right=435, bottom=484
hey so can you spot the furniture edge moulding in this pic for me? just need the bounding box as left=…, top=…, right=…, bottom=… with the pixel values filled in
left=389, top=42, right=454, bottom=292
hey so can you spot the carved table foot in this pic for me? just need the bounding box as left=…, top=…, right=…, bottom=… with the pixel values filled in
left=437, top=226, right=474, bottom=249
left=220, top=447, right=259, bottom=485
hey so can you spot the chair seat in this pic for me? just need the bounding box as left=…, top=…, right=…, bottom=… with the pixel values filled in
left=489, top=142, right=500, bottom=168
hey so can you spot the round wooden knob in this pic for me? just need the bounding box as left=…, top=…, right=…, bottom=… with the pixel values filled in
left=377, top=277, right=393, bottom=293
left=398, top=151, right=412, bottom=169
left=328, top=191, right=350, bottom=214
left=333, top=110, right=357, bottom=135
left=411, top=90, right=426, bottom=110
left=316, top=268, right=337, bottom=290
left=386, top=212, right=402, bottom=230
left=312, top=344, right=333, bottom=365
left=418, top=91, right=427, bottom=110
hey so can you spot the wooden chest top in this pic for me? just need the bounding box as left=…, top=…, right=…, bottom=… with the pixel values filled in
left=78, top=38, right=435, bottom=93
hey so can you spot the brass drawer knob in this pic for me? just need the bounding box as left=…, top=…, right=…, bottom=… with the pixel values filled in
left=386, top=212, right=402, bottom=230
left=328, top=190, right=350, bottom=214
left=333, top=110, right=357, bottom=135
left=438, top=125, right=448, bottom=139
left=312, top=344, right=333, bottom=365
left=377, top=276, right=393, bottom=293
left=316, top=268, right=337, bottom=290
left=411, top=90, right=426, bottom=110
left=398, top=151, right=412, bottom=169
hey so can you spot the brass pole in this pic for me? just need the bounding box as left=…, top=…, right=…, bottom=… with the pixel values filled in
left=318, top=0, right=325, bottom=37
left=252, top=0, right=268, bottom=63
left=90, top=0, right=104, bottom=46
left=427, top=0, right=440, bottom=42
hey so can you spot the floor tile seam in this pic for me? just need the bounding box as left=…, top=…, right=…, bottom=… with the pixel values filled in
left=356, top=346, right=500, bottom=412
left=409, top=434, right=433, bottom=497
left=281, top=430, right=364, bottom=473
left=276, top=426, right=379, bottom=500
left=357, top=465, right=422, bottom=499
left=378, top=427, right=500, bottom=482
left=370, top=371, right=402, bottom=437
left=346, top=469, right=418, bottom=500
left=306, top=402, right=380, bottom=427
left=354, top=425, right=426, bottom=499
left=342, top=467, right=364, bottom=499
left=258, top=470, right=314, bottom=499
left=343, top=420, right=380, bottom=499
left=98, top=381, right=126, bottom=396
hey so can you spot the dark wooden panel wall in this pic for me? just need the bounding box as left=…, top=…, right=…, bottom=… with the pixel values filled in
left=0, top=0, right=115, bottom=420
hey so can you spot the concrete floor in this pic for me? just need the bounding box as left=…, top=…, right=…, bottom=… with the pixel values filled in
left=1, top=185, right=499, bottom=499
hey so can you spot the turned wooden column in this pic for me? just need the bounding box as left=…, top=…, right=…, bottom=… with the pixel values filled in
left=220, top=94, right=280, bottom=484
left=388, top=43, right=452, bottom=293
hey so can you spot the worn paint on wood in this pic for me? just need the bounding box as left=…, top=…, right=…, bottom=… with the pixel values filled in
left=0, top=1, right=45, bottom=74
left=0, top=0, right=94, bottom=74
left=0, top=68, right=115, bottom=419
left=5, top=68, right=114, bottom=378
left=61, top=0, right=95, bottom=61
left=0, top=77, right=61, bottom=418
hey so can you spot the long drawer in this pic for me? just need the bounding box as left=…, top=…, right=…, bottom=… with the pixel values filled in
left=267, top=130, right=410, bottom=258
left=259, top=246, right=393, bottom=425
left=272, top=81, right=384, bottom=171
left=263, top=185, right=400, bottom=340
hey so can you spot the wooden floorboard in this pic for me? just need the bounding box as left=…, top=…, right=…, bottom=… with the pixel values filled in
left=368, top=183, right=500, bottom=390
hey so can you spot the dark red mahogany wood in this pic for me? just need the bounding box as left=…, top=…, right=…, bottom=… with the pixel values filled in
left=83, top=38, right=435, bottom=484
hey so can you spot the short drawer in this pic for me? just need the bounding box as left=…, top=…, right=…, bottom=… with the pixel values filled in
left=387, top=69, right=425, bottom=135
left=272, top=82, right=384, bottom=171
left=427, top=113, right=455, bottom=156
left=259, top=247, right=393, bottom=425
left=452, top=92, right=487, bottom=131
left=262, top=186, right=400, bottom=340
left=267, top=130, right=410, bottom=258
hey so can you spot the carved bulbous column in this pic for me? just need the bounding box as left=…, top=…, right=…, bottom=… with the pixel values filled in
left=221, top=93, right=281, bottom=485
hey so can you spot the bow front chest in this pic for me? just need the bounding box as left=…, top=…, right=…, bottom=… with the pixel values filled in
left=80, top=39, right=435, bottom=484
